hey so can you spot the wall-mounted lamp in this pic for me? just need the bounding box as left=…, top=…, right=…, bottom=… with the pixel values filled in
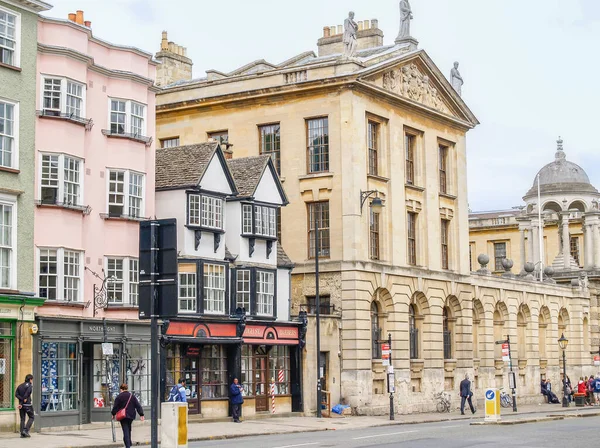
left=360, top=190, right=384, bottom=214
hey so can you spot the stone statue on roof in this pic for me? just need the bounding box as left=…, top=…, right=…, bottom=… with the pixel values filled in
left=397, top=0, right=413, bottom=41
left=343, top=11, right=358, bottom=58
left=451, top=61, right=464, bottom=96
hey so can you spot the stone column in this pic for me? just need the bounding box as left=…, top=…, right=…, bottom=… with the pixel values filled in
left=584, top=221, right=593, bottom=270
left=561, top=213, right=570, bottom=270
left=594, top=223, right=600, bottom=269
left=519, top=227, right=526, bottom=271
left=527, top=226, right=534, bottom=263
left=532, top=222, right=540, bottom=265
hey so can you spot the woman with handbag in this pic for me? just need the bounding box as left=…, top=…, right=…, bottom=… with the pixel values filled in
left=111, top=383, right=145, bottom=448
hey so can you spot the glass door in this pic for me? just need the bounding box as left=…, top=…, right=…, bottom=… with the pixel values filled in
left=254, top=346, right=268, bottom=412
left=181, top=356, right=200, bottom=414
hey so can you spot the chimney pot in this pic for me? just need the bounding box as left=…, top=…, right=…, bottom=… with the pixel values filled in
left=358, top=21, right=363, bottom=30
left=337, top=25, right=343, bottom=35
left=364, top=20, right=370, bottom=29
left=371, top=19, right=378, bottom=29
left=330, top=25, right=336, bottom=34
left=323, top=26, right=330, bottom=38
left=75, top=10, right=84, bottom=25
left=84, top=20, right=91, bottom=28
left=68, top=13, right=76, bottom=22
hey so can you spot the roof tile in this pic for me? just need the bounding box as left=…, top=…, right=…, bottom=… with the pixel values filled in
left=227, top=155, right=270, bottom=197
left=155, top=142, right=218, bottom=189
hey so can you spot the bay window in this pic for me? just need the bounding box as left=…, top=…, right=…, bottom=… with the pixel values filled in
left=107, top=169, right=145, bottom=218
left=108, top=98, right=146, bottom=137
left=187, top=194, right=223, bottom=229
left=40, top=153, right=83, bottom=207
left=41, top=76, right=86, bottom=118
left=105, top=257, right=139, bottom=306
left=241, top=204, right=277, bottom=238
left=38, top=248, right=83, bottom=302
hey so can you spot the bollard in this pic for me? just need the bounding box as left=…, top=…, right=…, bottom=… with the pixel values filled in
left=161, top=402, right=189, bottom=448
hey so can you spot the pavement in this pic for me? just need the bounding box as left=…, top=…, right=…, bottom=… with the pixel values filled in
left=0, top=403, right=598, bottom=448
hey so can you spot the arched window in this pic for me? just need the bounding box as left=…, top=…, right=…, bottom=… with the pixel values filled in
left=371, top=302, right=382, bottom=359
left=409, top=304, right=418, bottom=359
left=443, top=307, right=452, bottom=359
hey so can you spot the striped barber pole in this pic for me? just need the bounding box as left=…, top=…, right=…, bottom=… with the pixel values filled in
left=271, top=382, right=275, bottom=414
left=278, top=369, right=284, bottom=383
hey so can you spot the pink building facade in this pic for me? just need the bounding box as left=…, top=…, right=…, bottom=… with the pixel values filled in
left=32, top=11, right=157, bottom=428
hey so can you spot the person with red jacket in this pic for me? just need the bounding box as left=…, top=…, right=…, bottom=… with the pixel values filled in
left=578, top=377, right=587, bottom=394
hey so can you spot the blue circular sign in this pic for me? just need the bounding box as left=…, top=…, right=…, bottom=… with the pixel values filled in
left=486, top=390, right=495, bottom=400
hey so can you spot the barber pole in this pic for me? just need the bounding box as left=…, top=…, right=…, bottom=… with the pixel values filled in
left=278, top=369, right=284, bottom=384
left=271, top=381, right=275, bottom=414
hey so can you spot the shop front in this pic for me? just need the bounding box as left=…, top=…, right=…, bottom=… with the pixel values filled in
left=34, top=318, right=150, bottom=429
left=0, top=295, right=44, bottom=432
left=163, top=320, right=303, bottom=418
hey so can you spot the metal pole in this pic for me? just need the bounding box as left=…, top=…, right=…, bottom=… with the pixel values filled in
left=150, top=222, right=159, bottom=447
left=104, top=319, right=116, bottom=442
left=315, top=211, right=322, bottom=418
left=537, top=174, right=544, bottom=281
left=388, top=333, right=394, bottom=420
left=562, top=350, right=568, bottom=407
left=507, top=335, right=517, bottom=412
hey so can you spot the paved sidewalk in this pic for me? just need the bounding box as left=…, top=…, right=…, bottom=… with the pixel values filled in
left=0, top=403, right=598, bottom=448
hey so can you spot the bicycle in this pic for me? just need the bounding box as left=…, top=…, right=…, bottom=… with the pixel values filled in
left=500, top=388, right=513, bottom=408
left=434, top=391, right=452, bottom=413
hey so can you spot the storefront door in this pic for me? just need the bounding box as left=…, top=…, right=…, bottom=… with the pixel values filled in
left=81, top=355, right=91, bottom=424
left=254, top=346, right=268, bottom=412
left=181, top=355, right=200, bottom=414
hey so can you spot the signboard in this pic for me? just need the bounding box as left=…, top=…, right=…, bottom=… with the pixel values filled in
left=381, top=343, right=390, bottom=366
left=501, top=343, right=510, bottom=362
left=387, top=373, right=395, bottom=393
left=484, top=388, right=501, bottom=422
left=102, top=343, right=113, bottom=356
left=508, top=372, right=516, bottom=390
left=594, top=355, right=600, bottom=367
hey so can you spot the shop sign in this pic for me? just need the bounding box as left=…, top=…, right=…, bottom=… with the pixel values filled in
left=88, top=325, right=117, bottom=333
left=0, top=307, right=34, bottom=321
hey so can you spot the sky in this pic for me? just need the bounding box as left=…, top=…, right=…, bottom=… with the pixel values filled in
left=43, top=0, right=600, bottom=212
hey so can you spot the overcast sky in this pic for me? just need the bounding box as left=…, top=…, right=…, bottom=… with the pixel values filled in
left=43, top=0, right=600, bottom=212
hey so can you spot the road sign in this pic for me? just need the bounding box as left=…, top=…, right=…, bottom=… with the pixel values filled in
left=594, top=355, right=600, bottom=367
left=484, top=388, right=501, bottom=422
left=381, top=343, right=390, bottom=366
left=502, top=343, right=510, bottom=362
left=387, top=373, right=395, bottom=393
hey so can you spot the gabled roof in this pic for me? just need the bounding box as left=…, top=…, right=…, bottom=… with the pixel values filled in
left=155, top=142, right=237, bottom=193
left=227, top=155, right=289, bottom=204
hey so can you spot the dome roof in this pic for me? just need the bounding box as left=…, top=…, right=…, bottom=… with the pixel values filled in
left=525, top=138, right=597, bottom=197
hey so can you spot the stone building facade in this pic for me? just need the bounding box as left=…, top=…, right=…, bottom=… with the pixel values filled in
left=155, top=6, right=594, bottom=415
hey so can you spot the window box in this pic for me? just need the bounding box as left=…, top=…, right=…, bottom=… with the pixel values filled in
left=35, top=200, right=91, bottom=215
left=101, top=129, right=153, bottom=145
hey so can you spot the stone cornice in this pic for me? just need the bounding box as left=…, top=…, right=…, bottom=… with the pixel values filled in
left=37, top=43, right=160, bottom=92
left=3, top=0, right=51, bottom=14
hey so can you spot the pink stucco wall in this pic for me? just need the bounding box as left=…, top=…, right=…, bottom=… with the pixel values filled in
left=35, top=18, right=156, bottom=321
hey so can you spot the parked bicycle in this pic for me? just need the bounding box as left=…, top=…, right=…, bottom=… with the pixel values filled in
left=500, top=388, right=513, bottom=408
left=434, top=391, right=452, bottom=413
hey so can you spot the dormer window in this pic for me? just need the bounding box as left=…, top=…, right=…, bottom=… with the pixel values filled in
left=242, top=204, right=276, bottom=238
left=188, top=194, right=223, bottom=229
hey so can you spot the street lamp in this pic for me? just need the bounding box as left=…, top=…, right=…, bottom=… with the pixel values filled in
left=558, top=333, right=569, bottom=407
left=360, top=190, right=384, bottom=214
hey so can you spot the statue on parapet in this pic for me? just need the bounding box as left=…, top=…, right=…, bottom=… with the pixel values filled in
left=397, top=0, right=414, bottom=41
left=451, top=62, right=464, bottom=96
left=343, top=11, right=358, bottom=58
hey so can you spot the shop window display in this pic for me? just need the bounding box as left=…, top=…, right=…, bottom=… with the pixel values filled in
left=40, top=342, right=78, bottom=411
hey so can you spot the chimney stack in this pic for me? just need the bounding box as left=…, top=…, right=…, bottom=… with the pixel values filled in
left=154, top=31, right=193, bottom=87
left=75, top=10, right=84, bottom=25
left=316, top=17, right=384, bottom=57
left=84, top=20, right=91, bottom=28
left=68, top=10, right=90, bottom=27
left=68, top=13, right=76, bottom=22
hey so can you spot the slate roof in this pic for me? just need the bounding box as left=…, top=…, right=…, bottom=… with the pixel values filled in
left=227, top=155, right=271, bottom=197
left=277, top=244, right=294, bottom=269
left=155, top=142, right=219, bottom=190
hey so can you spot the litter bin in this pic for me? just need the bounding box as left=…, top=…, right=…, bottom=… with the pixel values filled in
left=161, top=402, right=188, bottom=448
left=574, top=393, right=586, bottom=407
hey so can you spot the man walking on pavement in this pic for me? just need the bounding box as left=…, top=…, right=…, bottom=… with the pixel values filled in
left=459, top=373, right=476, bottom=415
left=15, top=374, right=34, bottom=438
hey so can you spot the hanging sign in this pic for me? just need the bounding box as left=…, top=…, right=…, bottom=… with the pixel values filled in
left=594, top=355, right=600, bottom=367
left=381, top=343, right=390, bottom=366
left=501, top=343, right=510, bottom=362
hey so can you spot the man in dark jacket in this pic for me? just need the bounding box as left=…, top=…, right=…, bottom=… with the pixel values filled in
left=230, top=378, right=244, bottom=423
left=15, top=374, right=34, bottom=438
left=459, top=373, right=476, bottom=415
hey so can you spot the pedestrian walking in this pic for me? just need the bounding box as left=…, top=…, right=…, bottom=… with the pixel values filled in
left=111, top=383, right=144, bottom=448
left=594, top=375, right=600, bottom=406
left=459, top=373, right=476, bottom=415
left=15, top=374, right=34, bottom=438
left=230, top=378, right=244, bottom=423
left=167, top=378, right=187, bottom=402
left=587, top=375, right=595, bottom=405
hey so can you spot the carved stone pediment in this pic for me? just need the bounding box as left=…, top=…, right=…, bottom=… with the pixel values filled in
left=369, top=62, right=454, bottom=116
